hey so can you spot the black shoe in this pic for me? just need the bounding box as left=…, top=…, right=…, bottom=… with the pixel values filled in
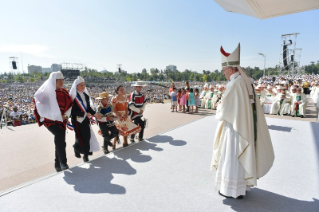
left=117, top=136, right=120, bottom=144
left=291, top=115, right=295, bottom=117
left=123, top=143, right=129, bottom=147
left=103, top=147, right=109, bottom=154
left=74, top=149, right=81, bottom=158
left=236, top=195, right=244, bottom=199
left=218, top=191, right=232, bottom=198
left=139, top=138, right=144, bottom=142
left=83, top=156, right=89, bottom=162
left=55, top=163, right=62, bottom=172
left=130, top=139, right=135, bottom=143
left=60, top=163, right=69, bottom=170
left=300, top=115, right=304, bottom=118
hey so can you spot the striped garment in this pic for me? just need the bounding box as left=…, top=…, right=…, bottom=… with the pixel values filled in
left=128, top=90, right=147, bottom=119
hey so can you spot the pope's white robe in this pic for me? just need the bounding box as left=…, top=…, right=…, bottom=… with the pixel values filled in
left=291, top=93, right=307, bottom=117
left=211, top=73, right=274, bottom=198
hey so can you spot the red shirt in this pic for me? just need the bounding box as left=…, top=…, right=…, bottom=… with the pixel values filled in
left=34, top=88, right=73, bottom=129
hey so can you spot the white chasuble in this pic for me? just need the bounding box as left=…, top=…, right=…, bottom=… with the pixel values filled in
left=211, top=73, right=274, bottom=198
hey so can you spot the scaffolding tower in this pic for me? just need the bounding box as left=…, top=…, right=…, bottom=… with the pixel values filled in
left=278, top=33, right=303, bottom=75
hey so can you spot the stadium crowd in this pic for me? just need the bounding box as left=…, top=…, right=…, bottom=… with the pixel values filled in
left=1, top=73, right=319, bottom=127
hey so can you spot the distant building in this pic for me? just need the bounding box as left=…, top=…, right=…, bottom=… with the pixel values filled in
left=42, top=68, right=52, bottom=73
left=51, top=64, right=62, bottom=72
left=166, top=65, right=177, bottom=72
left=100, top=69, right=109, bottom=73
left=28, top=65, right=42, bottom=74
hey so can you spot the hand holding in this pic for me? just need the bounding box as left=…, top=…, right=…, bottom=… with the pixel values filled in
left=95, top=113, right=102, bottom=120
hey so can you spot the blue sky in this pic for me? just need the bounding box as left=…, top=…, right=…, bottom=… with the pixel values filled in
left=0, top=0, right=318, bottom=74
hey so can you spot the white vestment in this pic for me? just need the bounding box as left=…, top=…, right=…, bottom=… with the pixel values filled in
left=204, top=91, right=214, bottom=109
left=200, top=90, right=207, bottom=107
left=211, top=72, right=274, bottom=198
left=211, top=91, right=220, bottom=110
left=291, top=93, right=307, bottom=117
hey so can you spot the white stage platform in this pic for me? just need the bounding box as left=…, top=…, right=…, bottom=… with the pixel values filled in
left=1, top=116, right=319, bottom=212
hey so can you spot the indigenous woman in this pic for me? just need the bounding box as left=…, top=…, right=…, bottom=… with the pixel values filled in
left=69, top=76, right=101, bottom=162
left=33, top=71, right=73, bottom=172
left=112, top=85, right=141, bottom=147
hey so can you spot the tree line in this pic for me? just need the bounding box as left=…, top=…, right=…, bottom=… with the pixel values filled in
left=1, top=60, right=318, bottom=84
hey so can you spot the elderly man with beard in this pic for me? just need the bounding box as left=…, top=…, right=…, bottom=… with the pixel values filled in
left=211, top=43, right=274, bottom=199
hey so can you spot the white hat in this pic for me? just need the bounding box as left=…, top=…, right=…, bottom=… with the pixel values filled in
left=209, top=85, right=214, bottom=89
left=131, top=81, right=147, bottom=87
left=203, top=83, right=208, bottom=88
left=267, top=85, right=273, bottom=89
left=290, top=85, right=297, bottom=90
left=55, top=71, right=64, bottom=79
left=221, top=43, right=240, bottom=67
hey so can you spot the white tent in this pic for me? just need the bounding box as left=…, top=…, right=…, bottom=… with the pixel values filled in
left=214, top=0, right=319, bottom=19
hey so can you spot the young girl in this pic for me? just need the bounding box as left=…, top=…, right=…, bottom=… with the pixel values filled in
left=179, top=88, right=187, bottom=113
left=177, top=89, right=182, bottom=112
left=112, top=85, right=141, bottom=147
left=187, top=88, right=195, bottom=114
left=194, top=88, right=200, bottom=113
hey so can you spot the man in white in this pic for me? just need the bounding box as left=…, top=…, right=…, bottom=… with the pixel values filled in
left=211, top=85, right=220, bottom=110
left=204, top=85, right=215, bottom=109
left=289, top=85, right=297, bottom=114
left=200, top=83, right=209, bottom=108
left=291, top=87, right=307, bottom=118
left=211, top=43, right=274, bottom=199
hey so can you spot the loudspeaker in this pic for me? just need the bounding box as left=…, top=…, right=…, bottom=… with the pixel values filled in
left=291, top=55, right=294, bottom=62
left=283, top=45, right=288, bottom=70
left=118, top=67, right=121, bottom=73
left=12, top=61, right=17, bottom=70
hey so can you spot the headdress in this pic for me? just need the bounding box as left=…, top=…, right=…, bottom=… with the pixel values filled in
left=220, top=43, right=254, bottom=103
left=34, top=71, right=65, bottom=122
left=69, top=76, right=93, bottom=105
left=131, top=81, right=147, bottom=87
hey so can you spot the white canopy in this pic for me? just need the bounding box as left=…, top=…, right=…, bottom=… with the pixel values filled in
left=214, top=0, right=319, bottom=20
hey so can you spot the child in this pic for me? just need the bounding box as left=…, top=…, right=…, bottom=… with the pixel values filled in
left=179, top=88, right=187, bottom=113
left=177, top=89, right=182, bottom=112
left=194, top=88, right=200, bottom=113
left=96, top=92, right=119, bottom=154
left=187, top=88, right=195, bottom=114
left=170, top=87, right=177, bottom=112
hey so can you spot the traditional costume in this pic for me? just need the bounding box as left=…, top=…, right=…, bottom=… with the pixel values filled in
left=95, top=92, right=119, bottom=154
left=33, top=71, right=73, bottom=171
left=69, top=76, right=100, bottom=162
left=113, top=95, right=141, bottom=137
left=128, top=81, right=147, bottom=142
left=211, top=43, right=274, bottom=199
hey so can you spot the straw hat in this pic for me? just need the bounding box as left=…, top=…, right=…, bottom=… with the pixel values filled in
left=131, top=81, right=147, bottom=87
left=96, top=92, right=110, bottom=100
